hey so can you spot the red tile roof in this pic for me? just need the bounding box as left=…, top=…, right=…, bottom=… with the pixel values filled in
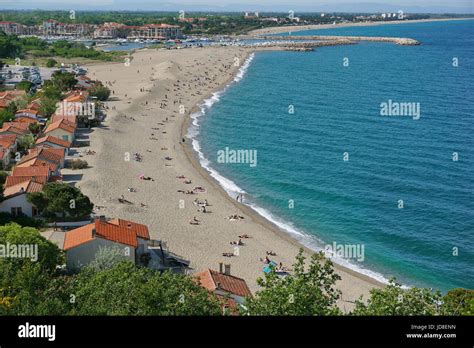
left=4, top=174, right=48, bottom=188
left=0, top=124, right=29, bottom=136
left=44, top=119, right=76, bottom=134
left=51, top=114, right=78, bottom=125
left=36, top=135, right=72, bottom=148
left=18, top=147, right=64, bottom=165
left=17, top=158, right=58, bottom=172
left=3, top=179, right=43, bottom=198
left=195, top=269, right=252, bottom=298
left=12, top=166, right=50, bottom=177
left=2, top=122, right=30, bottom=130
left=63, top=218, right=150, bottom=250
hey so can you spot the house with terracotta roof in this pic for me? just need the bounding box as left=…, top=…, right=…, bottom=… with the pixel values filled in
left=43, top=119, right=76, bottom=142
left=0, top=179, right=43, bottom=217
left=7, top=166, right=50, bottom=188
left=0, top=90, right=25, bottom=111
left=17, top=147, right=65, bottom=175
left=63, top=217, right=151, bottom=270
left=195, top=265, right=252, bottom=313
left=51, top=113, right=78, bottom=126
left=0, top=122, right=30, bottom=137
left=14, top=109, right=41, bottom=122
left=36, top=135, right=72, bottom=155
left=0, top=135, right=17, bottom=167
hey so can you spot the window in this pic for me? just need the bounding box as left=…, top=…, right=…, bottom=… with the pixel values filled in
left=11, top=207, right=22, bottom=217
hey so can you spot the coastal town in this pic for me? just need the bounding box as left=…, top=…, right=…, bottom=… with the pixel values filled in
left=0, top=8, right=472, bottom=323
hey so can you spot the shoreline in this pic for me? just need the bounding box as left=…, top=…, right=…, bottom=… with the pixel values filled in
left=248, top=17, right=474, bottom=35
left=80, top=45, right=384, bottom=312
left=179, top=52, right=388, bottom=289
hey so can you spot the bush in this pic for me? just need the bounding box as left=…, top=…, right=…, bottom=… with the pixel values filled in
left=70, top=159, right=88, bottom=170
left=0, top=212, right=44, bottom=228
left=89, top=84, right=111, bottom=101
left=46, top=58, right=58, bottom=67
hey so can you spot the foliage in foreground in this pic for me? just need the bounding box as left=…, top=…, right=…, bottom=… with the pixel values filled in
left=0, top=226, right=471, bottom=316
left=243, top=250, right=342, bottom=315
left=0, top=224, right=221, bottom=316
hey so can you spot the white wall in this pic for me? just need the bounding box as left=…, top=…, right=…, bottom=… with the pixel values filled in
left=66, top=238, right=135, bottom=271
left=0, top=193, right=35, bottom=217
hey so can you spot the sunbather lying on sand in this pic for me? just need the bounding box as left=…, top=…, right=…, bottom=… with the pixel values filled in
left=238, top=234, right=251, bottom=239
left=230, top=239, right=244, bottom=246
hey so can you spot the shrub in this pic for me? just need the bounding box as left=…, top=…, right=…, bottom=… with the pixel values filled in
left=70, top=159, right=88, bottom=170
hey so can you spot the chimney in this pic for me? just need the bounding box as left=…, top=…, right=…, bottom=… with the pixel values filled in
left=92, top=227, right=96, bottom=237
left=219, top=262, right=223, bottom=274
left=224, top=264, right=231, bottom=276
left=99, top=215, right=106, bottom=222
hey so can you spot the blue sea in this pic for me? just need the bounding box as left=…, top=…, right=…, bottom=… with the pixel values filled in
left=189, top=20, right=474, bottom=292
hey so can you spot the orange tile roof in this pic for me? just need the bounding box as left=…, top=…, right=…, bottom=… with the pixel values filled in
left=2, top=122, right=30, bottom=130
left=0, top=138, right=15, bottom=149
left=12, top=166, right=50, bottom=177
left=63, top=218, right=150, bottom=250
left=36, top=136, right=72, bottom=148
left=18, top=147, right=64, bottom=166
left=195, top=269, right=252, bottom=298
left=17, top=158, right=58, bottom=172
left=51, top=114, right=78, bottom=125
left=14, top=117, right=38, bottom=124
left=44, top=119, right=76, bottom=134
left=0, top=134, right=17, bottom=142
left=0, top=124, right=29, bottom=136
left=3, top=179, right=43, bottom=198
left=4, top=175, right=48, bottom=188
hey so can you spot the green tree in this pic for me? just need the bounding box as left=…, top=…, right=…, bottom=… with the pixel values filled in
left=28, top=122, right=40, bottom=134
left=441, top=288, right=474, bottom=316
left=27, top=182, right=93, bottom=219
left=0, top=223, right=66, bottom=315
left=72, top=261, right=222, bottom=315
left=88, top=84, right=110, bottom=101
left=16, top=80, right=33, bottom=91
left=46, top=58, right=58, bottom=68
left=243, top=249, right=342, bottom=315
left=38, top=97, right=58, bottom=117
left=352, top=279, right=443, bottom=315
left=51, top=71, right=77, bottom=91
left=40, top=82, right=62, bottom=100
left=16, top=134, right=34, bottom=154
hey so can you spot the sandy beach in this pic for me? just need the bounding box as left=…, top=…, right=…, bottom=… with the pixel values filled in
left=72, top=44, right=383, bottom=312
left=248, top=17, right=474, bottom=35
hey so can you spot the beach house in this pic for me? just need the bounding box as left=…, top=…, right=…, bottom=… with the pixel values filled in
left=63, top=217, right=151, bottom=271
left=0, top=179, right=43, bottom=217
left=36, top=135, right=72, bottom=155
left=14, top=109, right=41, bottom=123
left=16, top=147, right=65, bottom=176
left=195, top=265, right=252, bottom=313
left=43, top=119, right=76, bottom=143
left=6, top=166, right=51, bottom=187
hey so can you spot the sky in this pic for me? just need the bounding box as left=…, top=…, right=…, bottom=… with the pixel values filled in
left=0, top=0, right=472, bottom=13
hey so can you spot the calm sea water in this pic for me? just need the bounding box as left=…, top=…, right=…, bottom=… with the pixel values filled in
left=191, top=20, right=474, bottom=291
